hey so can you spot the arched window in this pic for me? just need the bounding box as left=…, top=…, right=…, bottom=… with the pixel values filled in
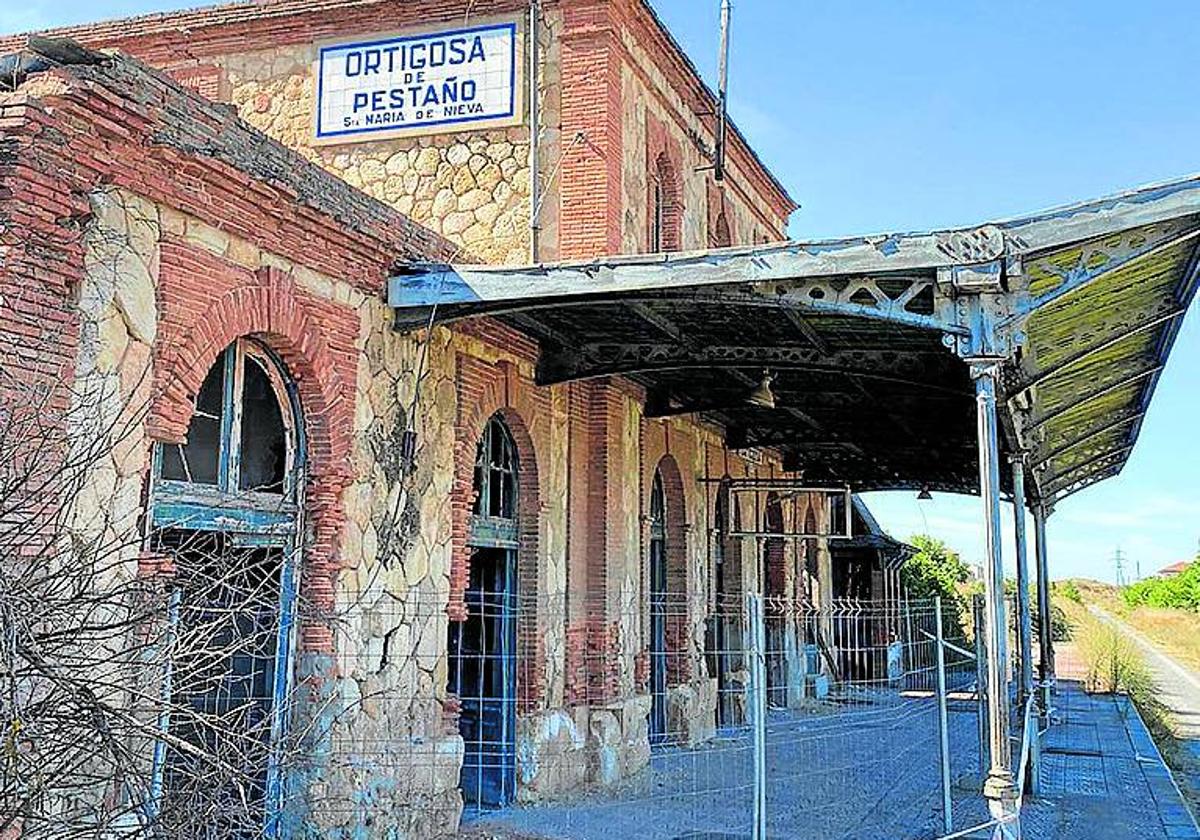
left=801, top=508, right=819, bottom=604
left=453, top=412, right=522, bottom=807
left=150, top=338, right=303, bottom=836
left=712, top=209, right=732, bottom=249
left=650, top=471, right=667, bottom=540
left=650, top=178, right=665, bottom=254
left=469, top=414, right=519, bottom=545
left=706, top=480, right=744, bottom=728
left=158, top=338, right=299, bottom=504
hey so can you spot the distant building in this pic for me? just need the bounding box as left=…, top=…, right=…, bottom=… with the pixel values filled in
left=1155, top=560, right=1193, bottom=578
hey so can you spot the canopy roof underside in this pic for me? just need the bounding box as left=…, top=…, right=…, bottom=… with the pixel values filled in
left=389, top=175, right=1200, bottom=506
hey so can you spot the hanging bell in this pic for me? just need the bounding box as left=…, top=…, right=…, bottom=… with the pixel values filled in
left=745, top=370, right=776, bottom=409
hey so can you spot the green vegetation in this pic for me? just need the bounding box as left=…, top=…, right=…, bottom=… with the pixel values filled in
left=1063, top=576, right=1200, bottom=689
left=1057, top=577, right=1200, bottom=813
left=1123, top=560, right=1200, bottom=612
left=1056, top=597, right=1188, bottom=786
left=901, top=535, right=971, bottom=601
left=901, top=535, right=974, bottom=638
left=1031, top=595, right=1071, bottom=642
left=1056, top=579, right=1083, bottom=604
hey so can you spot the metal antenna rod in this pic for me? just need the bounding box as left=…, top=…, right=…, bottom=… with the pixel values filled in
left=714, top=0, right=731, bottom=181
left=528, top=0, right=541, bottom=262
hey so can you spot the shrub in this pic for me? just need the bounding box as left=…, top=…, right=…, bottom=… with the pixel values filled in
left=1056, top=579, right=1083, bottom=604
left=1123, top=560, right=1200, bottom=612
left=1032, top=598, right=1072, bottom=642
left=1071, top=609, right=1178, bottom=757
left=901, top=535, right=972, bottom=638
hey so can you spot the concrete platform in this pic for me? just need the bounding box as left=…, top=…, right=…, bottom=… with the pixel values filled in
left=951, top=681, right=1200, bottom=839
left=461, top=680, right=1197, bottom=839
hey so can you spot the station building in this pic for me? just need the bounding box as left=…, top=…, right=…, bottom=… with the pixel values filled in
left=7, top=0, right=1197, bottom=836
left=0, top=1, right=863, bottom=835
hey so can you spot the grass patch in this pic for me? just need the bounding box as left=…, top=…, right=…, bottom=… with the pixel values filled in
left=1124, top=607, right=1200, bottom=674
left=1062, top=578, right=1200, bottom=672
left=1057, top=597, right=1198, bottom=813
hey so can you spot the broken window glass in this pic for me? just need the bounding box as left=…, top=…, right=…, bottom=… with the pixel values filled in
left=238, top=354, right=286, bottom=494
left=161, top=357, right=224, bottom=485
left=472, top=415, right=517, bottom=520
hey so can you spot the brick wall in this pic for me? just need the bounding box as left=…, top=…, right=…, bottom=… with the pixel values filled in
left=0, top=0, right=796, bottom=264
left=0, top=48, right=458, bottom=650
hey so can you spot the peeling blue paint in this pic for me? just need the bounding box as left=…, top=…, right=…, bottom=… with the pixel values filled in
left=387, top=265, right=481, bottom=307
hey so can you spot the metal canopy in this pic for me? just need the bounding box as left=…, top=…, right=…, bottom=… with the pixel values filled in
left=389, top=175, right=1200, bottom=505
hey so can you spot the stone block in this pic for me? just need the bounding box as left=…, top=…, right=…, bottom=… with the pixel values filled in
left=667, top=677, right=716, bottom=747
left=451, top=166, right=475, bottom=195
left=457, top=188, right=490, bottom=212
left=442, top=211, right=474, bottom=236
left=516, top=708, right=587, bottom=802
left=431, top=187, right=457, bottom=218
left=112, top=247, right=158, bottom=344
left=184, top=218, right=229, bottom=255
left=414, top=146, right=441, bottom=176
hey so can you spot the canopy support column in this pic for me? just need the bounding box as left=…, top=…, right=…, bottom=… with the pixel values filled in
left=1011, top=455, right=1038, bottom=795
left=970, top=360, right=1019, bottom=832
left=1034, top=503, right=1054, bottom=722
left=1010, top=456, right=1034, bottom=712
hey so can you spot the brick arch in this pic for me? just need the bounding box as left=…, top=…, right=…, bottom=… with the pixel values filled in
left=149, top=266, right=353, bottom=651
left=451, top=360, right=545, bottom=708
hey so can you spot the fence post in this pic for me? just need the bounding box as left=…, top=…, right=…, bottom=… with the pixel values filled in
left=935, top=596, right=953, bottom=834
left=747, top=593, right=767, bottom=840
left=902, top=597, right=914, bottom=690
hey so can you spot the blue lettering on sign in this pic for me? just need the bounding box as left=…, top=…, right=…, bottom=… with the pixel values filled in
left=348, top=77, right=479, bottom=113
left=343, top=34, right=488, bottom=76
left=317, top=21, right=514, bottom=139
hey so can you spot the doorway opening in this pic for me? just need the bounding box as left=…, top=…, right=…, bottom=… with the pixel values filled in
left=705, top=481, right=743, bottom=729
left=450, top=414, right=520, bottom=808
left=648, top=469, right=669, bottom=745
left=761, top=492, right=787, bottom=707
left=150, top=338, right=303, bottom=837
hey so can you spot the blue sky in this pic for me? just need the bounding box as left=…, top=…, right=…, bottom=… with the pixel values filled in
left=645, top=0, right=1200, bottom=583
left=6, top=0, right=1198, bottom=581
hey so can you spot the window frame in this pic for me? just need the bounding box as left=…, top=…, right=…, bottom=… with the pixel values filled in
left=468, top=414, right=520, bottom=549
left=152, top=338, right=302, bottom=542
left=148, top=337, right=306, bottom=834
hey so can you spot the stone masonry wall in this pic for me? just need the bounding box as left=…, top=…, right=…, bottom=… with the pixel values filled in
left=209, top=5, right=564, bottom=266
left=70, top=188, right=159, bottom=571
